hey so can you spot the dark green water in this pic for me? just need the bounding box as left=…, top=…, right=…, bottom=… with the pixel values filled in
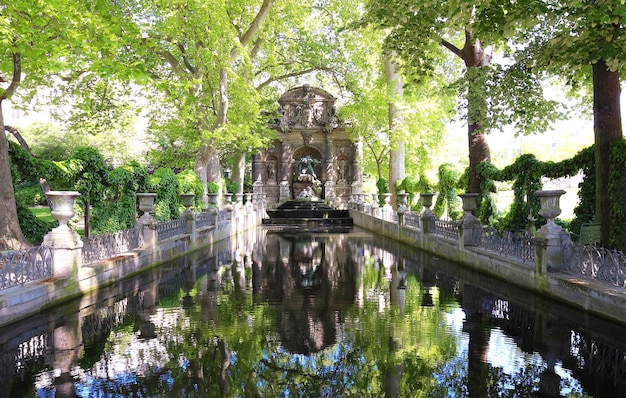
left=1, top=227, right=625, bottom=397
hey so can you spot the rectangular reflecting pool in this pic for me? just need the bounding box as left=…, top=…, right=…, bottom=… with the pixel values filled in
left=1, top=227, right=625, bottom=397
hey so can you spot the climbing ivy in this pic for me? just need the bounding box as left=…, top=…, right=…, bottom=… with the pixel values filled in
left=474, top=145, right=596, bottom=237
left=148, top=168, right=181, bottom=221
left=9, top=142, right=192, bottom=239
left=433, top=164, right=462, bottom=220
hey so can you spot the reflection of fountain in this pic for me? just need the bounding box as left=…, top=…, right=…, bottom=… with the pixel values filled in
left=261, top=232, right=358, bottom=355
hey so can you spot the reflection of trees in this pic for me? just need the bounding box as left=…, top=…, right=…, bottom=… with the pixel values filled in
left=9, top=231, right=617, bottom=397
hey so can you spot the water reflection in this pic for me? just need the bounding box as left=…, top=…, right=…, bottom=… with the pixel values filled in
left=1, top=228, right=626, bottom=397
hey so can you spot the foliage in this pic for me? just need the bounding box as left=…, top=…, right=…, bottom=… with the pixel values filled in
left=475, top=146, right=595, bottom=236
left=376, top=178, right=388, bottom=205
left=207, top=182, right=220, bottom=195
left=92, top=161, right=149, bottom=234
left=396, top=175, right=419, bottom=209
left=224, top=179, right=240, bottom=194
left=13, top=182, right=47, bottom=207
left=433, top=164, right=462, bottom=220
left=608, top=141, right=626, bottom=249
left=176, top=170, right=204, bottom=209
left=15, top=202, right=57, bottom=244
left=148, top=168, right=181, bottom=221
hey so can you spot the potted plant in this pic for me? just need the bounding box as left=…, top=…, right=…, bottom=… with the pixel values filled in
left=207, top=182, right=220, bottom=208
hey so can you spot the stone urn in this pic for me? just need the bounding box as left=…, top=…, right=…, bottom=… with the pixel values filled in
left=43, top=191, right=83, bottom=257
left=397, top=191, right=409, bottom=213
left=371, top=193, right=380, bottom=209
left=535, top=190, right=566, bottom=233
left=137, top=193, right=157, bottom=224
left=420, top=192, right=436, bottom=210
left=207, top=193, right=219, bottom=209
left=46, top=191, right=81, bottom=229
left=458, top=193, right=479, bottom=217
left=181, top=193, right=195, bottom=212
left=224, top=193, right=233, bottom=210
left=383, top=193, right=392, bottom=206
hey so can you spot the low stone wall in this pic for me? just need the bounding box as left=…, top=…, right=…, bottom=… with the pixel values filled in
left=351, top=209, right=626, bottom=326
left=0, top=207, right=262, bottom=327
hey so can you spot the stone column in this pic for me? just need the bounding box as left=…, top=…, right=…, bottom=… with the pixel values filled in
left=459, top=193, right=482, bottom=247
left=420, top=193, right=437, bottom=234
left=252, top=152, right=264, bottom=198
left=136, top=193, right=158, bottom=250
left=181, top=194, right=197, bottom=242
left=43, top=191, right=83, bottom=280
left=252, top=152, right=263, bottom=183
left=351, top=139, right=363, bottom=194
left=280, top=142, right=292, bottom=201
left=324, top=138, right=335, bottom=201
left=397, top=192, right=409, bottom=226
left=534, top=190, right=571, bottom=274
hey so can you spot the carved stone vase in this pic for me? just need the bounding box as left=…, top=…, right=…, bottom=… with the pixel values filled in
left=137, top=193, right=157, bottom=224
left=46, top=191, right=81, bottom=230
left=181, top=194, right=195, bottom=213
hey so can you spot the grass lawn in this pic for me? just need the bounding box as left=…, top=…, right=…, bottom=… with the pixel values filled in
left=28, top=206, right=85, bottom=237
left=29, top=206, right=55, bottom=223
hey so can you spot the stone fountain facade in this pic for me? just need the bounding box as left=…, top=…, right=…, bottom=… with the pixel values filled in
left=252, top=85, right=361, bottom=208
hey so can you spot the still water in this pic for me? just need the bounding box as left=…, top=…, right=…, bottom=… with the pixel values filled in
left=1, top=227, right=626, bottom=397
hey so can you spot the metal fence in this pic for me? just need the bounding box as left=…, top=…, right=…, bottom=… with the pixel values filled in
left=403, top=212, right=421, bottom=230
left=82, top=227, right=143, bottom=265
left=481, top=227, right=535, bottom=263
left=564, top=244, right=626, bottom=288
left=0, top=246, right=53, bottom=290
left=196, top=211, right=213, bottom=229
left=432, top=218, right=460, bottom=239
left=157, top=218, right=188, bottom=242
left=217, top=209, right=228, bottom=223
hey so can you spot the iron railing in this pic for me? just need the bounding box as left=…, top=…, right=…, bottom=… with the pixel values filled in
left=82, top=227, right=143, bottom=265
left=563, top=243, right=626, bottom=288
left=196, top=211, right=213, bottom=229
left=217, top=209, right=228, bottom=223
left=157, top=218, right=188, bottom=242
left=481, top=227, right=535, bottom=263
left=403, top=212, right=421, bottom=230
left=432, top=218, right=459, bottom=239
left=0, top=246, right=53, bottom=290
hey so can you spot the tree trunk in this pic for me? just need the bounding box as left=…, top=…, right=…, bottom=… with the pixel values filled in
left=592, top=59, right=622, bottom=246
left=230, top=151, right=246, bottom=194
left=385, top=56, right=405, bottom=208
left=0, top=101, right=29, bottom=250
left=442, top=31, right=492, bottom=194
left=466, top=66, right=491, bottom=194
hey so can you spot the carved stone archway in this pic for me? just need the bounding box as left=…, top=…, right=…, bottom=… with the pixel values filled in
left=253, top=84, right=362, bottom=208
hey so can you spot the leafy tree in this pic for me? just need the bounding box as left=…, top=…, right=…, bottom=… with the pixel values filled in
left=0, top=1, right=141, bottom=249
left=362, top=0, right=562, bottom=198
left=472, top=0, right=626, bottom=245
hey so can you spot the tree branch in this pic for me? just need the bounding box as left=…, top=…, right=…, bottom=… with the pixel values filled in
left=250, top=38, right=264, bottom=61
left=256, top=66, right=332, bottom=90
left=440, top=38, right=463, bottom=59
left=177, top=43, right=197, bottom=74
left=160, top=50, right=184, bottom=75
left=4, top=125, right=32, bottom=154
left=3, top=49, right=22, bottom=100
left=240, top=0, right=273, bottom=48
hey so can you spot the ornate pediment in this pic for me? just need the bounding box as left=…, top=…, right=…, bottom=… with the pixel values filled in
left=274, top=84, right=339, bottom=133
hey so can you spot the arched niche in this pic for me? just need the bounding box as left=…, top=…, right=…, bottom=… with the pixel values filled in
left=291, top=146, right=323, bottom=180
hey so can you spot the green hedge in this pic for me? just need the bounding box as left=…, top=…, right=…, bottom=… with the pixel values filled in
left=10, top=142, right=202, bottom=240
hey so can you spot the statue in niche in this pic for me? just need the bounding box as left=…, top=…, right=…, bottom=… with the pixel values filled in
left=267, top=161, right=277, bottom=182
left=278, top=105, right=289, bottom=133
left=337, top=160, right=348, bottom=184
left=297, top=155, right=320, bottom=180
